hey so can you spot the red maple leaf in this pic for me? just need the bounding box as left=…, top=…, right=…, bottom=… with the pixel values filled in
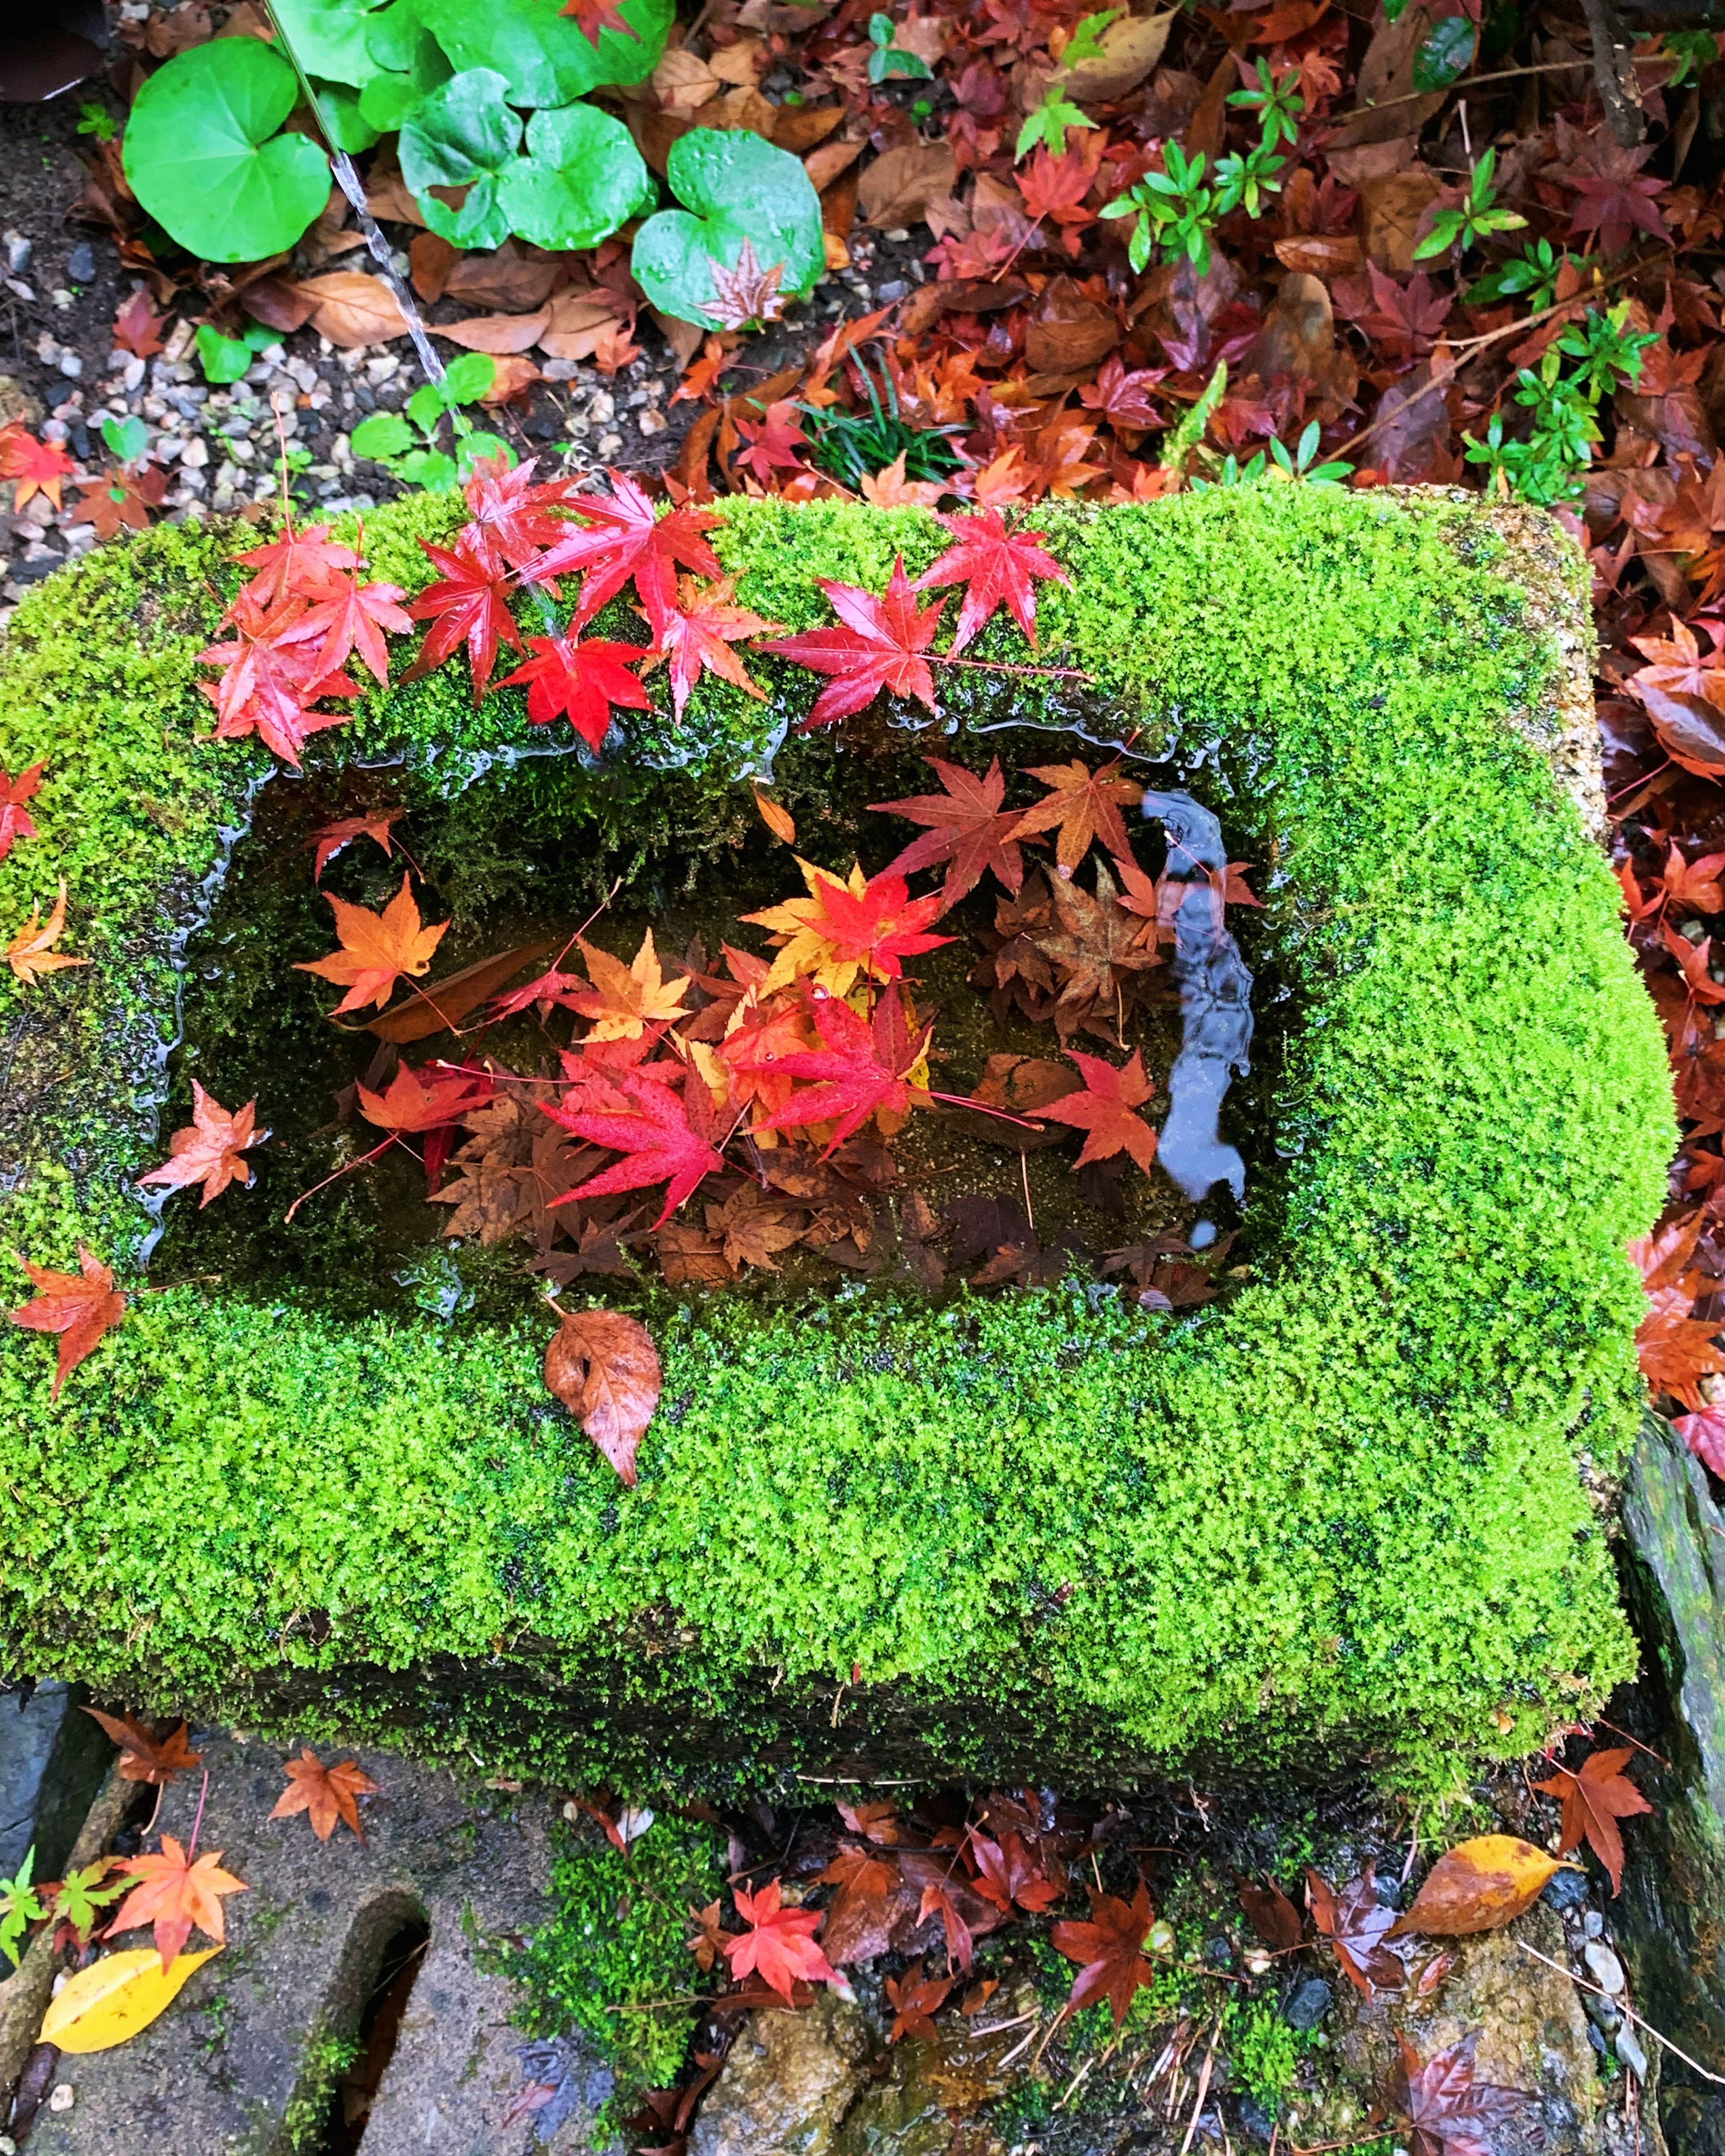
left=758, top=985, right=934, bottom=1151
left=496, top=633, right=653, bottom=750
left=1675, top=1403, right=1725, bottom=1475
left=0, top=425, right=75, bottom=512
left=463, top=456, right=578, bottom=574
left=1390, top=2032, right=1528, bottom=2156
left=885, top=1958, right=956, bottom=2041
left=1016, top=140, right=1103, bottom=230
left=230, top=523, right=360, bottom=608
left=113, top=289, right=168, bottom=357
left=1306, top=1868, right=1402, bottom=1997
left=560, top=0, right=639, bottom=41
left=9, top=1245, right=126, bottom=1400
left=1656, top=841, right=1725, bottom=916
left=402, top=535, right=523, bottom=704
left=198, top=590, right=357, bottom=769
left=646, top=577, right=774, bottom=724
left=0, top=763, right=43, bottom=866
left=549, top=1065, right=728, bottom=1226
left=1011, top=758, right=1143, bottom=875
left=308, top=810, right=400, bottom=882
left=1664, top=920, right=1725, bottom=1007
left=1077, top=355, right=1167, bottom=431
left=358, top=1060, right=494, bottom=1136
left=290, top=576, right=412, bottom=686
left=1051, top=1880, right=1158, bottom=2027
left=1335, top=264, right=1453, bottom=362
left=1037, top=1050, right=1159, bottom=1174
left=1559, top=134, right=1670, bottom=259
left=136, top=1080, right=261, bottom=1207
left=764, top=558, right=947, bottom=729
left=524, top=469, right=722, bottom=632
left=1531, top=1747, right=1653, bottom=1895
left=721, top=1878, right=839, bottom=2004
left=914, top=510, right=1069, bottom=656
left=805, top=869, right=952, bottom=984
left=734, top=398, right=810, bottom=486
left=968, top=1830, right=1062, bottom=1917
left=871, top=756, right=1027, bottom=905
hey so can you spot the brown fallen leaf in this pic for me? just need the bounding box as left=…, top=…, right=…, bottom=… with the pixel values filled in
left=1391, top=1836, right=1575, bottom=1939
left=436, top=310, right=553, bottom=356
left=1273, top=234, right=1366, bottom=277
left=361, top=940, right=554, bottom=1043
left=1531, top=1748, right=1653, bottom=1896
left=544, top=1308, right=663, bottom=1485
left=270, top=1748, right=379, bottom=1842
left=292, top=271, right=410, bottom=347
left=859, top=141, right=958, bottom=230
left=442, top=241, right=560, bottom=314
left=753, top=787, right=796, bottom=844
left=82, top=1710, right=202, bottom=1786
left=1238, top=1876, right=1303, bottom=1950
left=1056, top=9, right=1172, bottom=102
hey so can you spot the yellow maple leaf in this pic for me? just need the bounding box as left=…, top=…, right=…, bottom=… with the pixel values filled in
left=569, top=927, right=693, bottom=1041
left=293, top=874, right=449, bottom=1016
left=6, top=877, right=88, bottom=986
left=741, top=858, right=871, bottom=998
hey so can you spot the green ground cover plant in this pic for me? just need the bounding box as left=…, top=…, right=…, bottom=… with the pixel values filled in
left=0, top=482, right=1673, bottom=1797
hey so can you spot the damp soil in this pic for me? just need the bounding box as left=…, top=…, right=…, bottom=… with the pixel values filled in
left=147, top=739, right=1277, bottom=1326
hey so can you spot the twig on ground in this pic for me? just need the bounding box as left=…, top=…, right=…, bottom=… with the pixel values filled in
left=1517, top=1940, right=1725, bottom=2082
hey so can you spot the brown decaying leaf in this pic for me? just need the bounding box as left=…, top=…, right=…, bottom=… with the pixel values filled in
left=1238, top=1876, right=1302, bottom=1950
left=1531, top=1749, right=1653, bottom=1896
left=1391, top=1835, right=1574, bottom=1938
left=82, top=1710, right=203, bottom=1787
left=1390, top=2031, right=1528, bottom=2156
left=363, top=941, right=553, bottom=1044
left=1307, top=1867, right=1403, bottom=1997
left=544, top=1308, right=663, bottom=1486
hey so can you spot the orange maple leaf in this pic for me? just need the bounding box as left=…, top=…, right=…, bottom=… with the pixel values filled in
left=1011, top=759, right=1144, bottom=877
left=5, top=878, right=88, bottom=986
left=0, top=424, right=75, bottom=511
left=81, top=1710, right=202, bottom=1787
left=568, top=928, right=694, bottom=1042
left=1531, top=1748, right=1652, bottom=1896
left=293, top=872, right=450, bottom=1015
left=108, top=1833, right=247, bottom=1971
left=137, top=1080, right=262, bottom=1208
left=270, top=1748, right=379, bottom=1842
left=9, top=1244, right=125, bottom=1398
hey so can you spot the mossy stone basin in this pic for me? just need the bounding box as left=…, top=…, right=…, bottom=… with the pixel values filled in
left=0, top=485, right=1672, bottom=1793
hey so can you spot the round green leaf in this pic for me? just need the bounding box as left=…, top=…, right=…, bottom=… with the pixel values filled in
left=358, top=7, right=452, bottom=131
left=1412, top=13, right=1476, bottom=91
left=120, top=39, right=330, bottom=264
left=195, top=324, right=253, bottom=384
left=272, top=0, right=392, bottom=87
left=497, top=104, right=653, bottom=251
left=416, top=0, right=670, bottom=105
left=314, top=79, right=382, bottom=152
left=442, top=352, right=498, bottom=403
left=398, top=67, right=522, bottom=250
left=351, top=411, right=415, bottom=459
left=631, top=128, right=823, bottom=330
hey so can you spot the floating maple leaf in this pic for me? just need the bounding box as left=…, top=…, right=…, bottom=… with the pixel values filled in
left=0, top=763, right=43, bottom=865
left=764, top=558, right=948, bottom=730
left=308, top=810, right=401, bottom=882
left=568, top=928, right=693, bottom=1041
left=914, top=509, right=1069, bottom=654
left=0, top=424, right=75, bottom=512
left=6, top=878, right=88, bottom=987
left=294, top=873, right=450, bottom=1016
left=1031, top=863, right=1163, bottom=1030
left=721, top=1877, right=839, bottom=2004
left=543, top=1306, right=663, bottom=1484
left=9, top=1245, right=125, bottom=1398
left=706, top=237, right=787, bottom=331
left=108, top=1832, right=246, bottom=1972
left=495, top=632, right=652, bottom=751
left=1039, top=1049, right=1159, bottom=1174
left=1531, top=1747, right=1652, bottom=1895
left=402, top=535, right=523, bottom=704
left=271, top=1748, right=379, bottom=1842
left=1389, top=2031, right=1527, bottom=2156
left=81, top=1710, right=202, bottom=1786
left=759, top=986, right=934, bottom=1152
left=1051, top=1880, right=1159, bottom=2027
left=1011, top=757, right=1142, bottom=876
left=137, top=1080, right=262, bottom=1207
left=524, top=469, right=723, bottom=634
left=743, top=859, right=952, bottom=998
left=871, top=756, right=1027, bottom=905
left=549, top=1065, right=728, bottom=1226
left=643, top=576, right=775, bottom=722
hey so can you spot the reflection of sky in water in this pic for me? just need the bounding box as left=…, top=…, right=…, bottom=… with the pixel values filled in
left=1140, top=791, right=1254, bottom=1206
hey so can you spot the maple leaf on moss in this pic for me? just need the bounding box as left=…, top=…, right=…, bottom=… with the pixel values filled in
left=743, top=859, right=951, bottom=998
left=1012, top=757, right=1143, bottom=875
left=9, top=1245, right=125, bottom=1397
left=643, top=575, right=776, bottom=722
left=82, top=1710, right=202, bottom=1786
left=198, top=589, right=358, bottom=769
left=914, top=509, right=1069, bottom=654
left=568, top=927, right=694, bottom=1041
left=707, top=237, right=787, bottom=331
left=759, top=986, right=934, bottom=1152
left=270, top=1748, right=379, bottom=1843
left=1531, top=1747, right=1652, bottom=1895
left=0, top=762, right=42, bottom=867
left=295, top=874, right=450, bottom=1016
left=722, top=1878, right=839, bottom=2004
left=1039, top=1048, right=1159, bottom=1174
left=496, top=632, right=652, bottom=750
left=764, top=558, right=947, bottom=730
left=230, top=524, right=359, bottom=609
left=0, top=424, right=75, bottom=512
left=1051, top=1880, right=1158, bottom=2027
left=871, top=756, right=1027, bottom=906
left=6, top=877, right=88, bottom=987
left=403, top=535, right=523, bottom=705
left=292, top=575, right=412, bottom=687
left=524, top=469, right=723, bottom=634
left=108, top=1834, right=246, bottom=1973
left=463, top=455, right=577, bottom=573
left=137, top=1079, right=262, bottom=1207
left=549, top=1065, right=728, bottom=1227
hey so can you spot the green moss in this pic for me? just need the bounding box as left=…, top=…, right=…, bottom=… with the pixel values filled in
left=498, top=1813, right=725, bottom=2115
left=0, top=485, right=1673, bottom=1792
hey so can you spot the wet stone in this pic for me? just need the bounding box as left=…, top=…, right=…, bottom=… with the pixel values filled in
left=1283, top=1976, right=1332, bottom=2031
left=690, top=1990, right=875, bottom=2156
left=1542, top=1867, right=1590, bottom=1913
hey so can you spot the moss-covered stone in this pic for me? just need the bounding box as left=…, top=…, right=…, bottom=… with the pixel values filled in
left=0, top=485, right=1673, bottom=1794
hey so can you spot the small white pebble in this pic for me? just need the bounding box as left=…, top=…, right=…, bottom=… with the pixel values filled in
left=48, top=2084, right=74, bottom=2114
left=179, top=437, right=209, bottom=469
left=637, top=410, right=666, bottom=437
